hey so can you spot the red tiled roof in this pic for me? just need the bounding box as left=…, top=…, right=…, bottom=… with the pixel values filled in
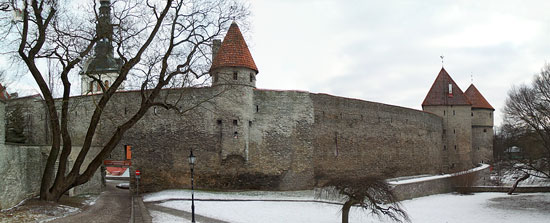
left=422, top=68, right=471, bottom=106
left=210, top=22, right=258, bottom=73
left=464, top=84, right=494, bottom=110
left=0, top=83, right=10, bottom=101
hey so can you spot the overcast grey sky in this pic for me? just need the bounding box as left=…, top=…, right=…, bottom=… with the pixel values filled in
left=4, top=0, right=549, bottom=127
left=248, top=0, right=550, bottom=126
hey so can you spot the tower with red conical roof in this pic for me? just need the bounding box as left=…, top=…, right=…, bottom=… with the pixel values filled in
left=465, top=84, right=494, bottom=164
left=422, top=68, right=473, bottom=172
left=209, top=21, right=258, bottom=161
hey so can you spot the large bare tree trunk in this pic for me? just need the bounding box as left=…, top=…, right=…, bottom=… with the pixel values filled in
left=508, top=173, right=530, bottom=195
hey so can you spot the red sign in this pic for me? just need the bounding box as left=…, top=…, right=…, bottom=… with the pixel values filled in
left=136, top=170, right=141, bottom=176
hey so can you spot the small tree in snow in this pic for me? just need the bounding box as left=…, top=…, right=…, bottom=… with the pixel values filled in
left=316, top=177, right=410, bottom=223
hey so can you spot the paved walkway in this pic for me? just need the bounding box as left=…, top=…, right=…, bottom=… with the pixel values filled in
left=51, top=180, right=150, bottom=223
left=145, top=202, right=228, bottom=223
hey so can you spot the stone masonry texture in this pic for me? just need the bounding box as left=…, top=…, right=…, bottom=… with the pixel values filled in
left=2, top=80, right=492, bottom=196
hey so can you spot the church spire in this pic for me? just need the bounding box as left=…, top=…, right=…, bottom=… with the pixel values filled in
left=85, top=0, right=120, bottom=75
left=95, top=0, right=114, bottom=58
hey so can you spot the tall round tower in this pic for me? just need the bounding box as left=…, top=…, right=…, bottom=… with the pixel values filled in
left=422, top=68, right=473, bottom=172
left=465, top=84, right=494, bottom=164
left=209, top=21, right=258, bottom=161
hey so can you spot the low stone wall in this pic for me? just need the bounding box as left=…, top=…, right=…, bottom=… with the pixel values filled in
left=391, top=164, right=491, bottom=201
left=0, top=145, right=47, bottom=210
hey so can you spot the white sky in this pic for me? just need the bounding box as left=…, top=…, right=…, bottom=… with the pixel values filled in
left=248, top=0, right=550, bottom=126
left=4, top=0, right=550, bottom=127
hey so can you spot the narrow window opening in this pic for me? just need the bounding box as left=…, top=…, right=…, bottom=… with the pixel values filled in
left=454, top=145, right=457, bottom=150
left=471, top=112, right=473, bottom=116
left=453, top=110, right=455, bottom=115
left=453, top=129, right=456, bottom=134
left=124, top=107, right=128, bottom=115
left=217, top=119, right=222, bottom=125
left=249, top=73, right=254, bottom=82
left=233, top=71, right=238, bottom=80
left=249, top=121, right=252, bottom=127
left=334, top=132, right=339, bottom=156
left=443, top=145, right=447, bottom=150
left=443, top=110, right=446, bottom=116
left=153, top=107, right=158, bottom=115
left=256, top=105, right=259, bottom=112
left=233, top=119, right=238, bottom=126
left=483, top=129, right=487, bottom=133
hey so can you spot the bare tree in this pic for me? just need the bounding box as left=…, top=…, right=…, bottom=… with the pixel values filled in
left=503, top=63, right=550, bottom=186
left=0, top=0, right=248, bottom=201
left=316, top=177, right=410, bottom=223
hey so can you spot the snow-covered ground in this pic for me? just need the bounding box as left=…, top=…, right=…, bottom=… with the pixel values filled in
left=144, top=190, right=550, bottom=223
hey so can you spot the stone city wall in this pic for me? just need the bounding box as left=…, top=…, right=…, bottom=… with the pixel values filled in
left=311, top=93, right=444, bottom=184
left=128, top=88, right=316, bottom=192
left=6, top=87, right=457, bottom=194
left=0, top=145, right=47, bottom=210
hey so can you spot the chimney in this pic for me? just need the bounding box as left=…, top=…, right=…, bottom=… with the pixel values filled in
left=212, top=39, right=221, bottom=62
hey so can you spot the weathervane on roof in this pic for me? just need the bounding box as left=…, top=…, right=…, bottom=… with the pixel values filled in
left=440, top=55, right=444, bottom=67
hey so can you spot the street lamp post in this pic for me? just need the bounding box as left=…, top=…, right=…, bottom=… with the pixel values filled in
left=188, top=149, right=196, bottom=223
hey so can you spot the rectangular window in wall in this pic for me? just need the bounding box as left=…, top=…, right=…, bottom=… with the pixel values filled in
left=233, top=119, right=238, bottom=126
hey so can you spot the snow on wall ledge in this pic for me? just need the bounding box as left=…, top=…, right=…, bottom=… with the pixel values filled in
left=390, top=164, right=491, bottom=201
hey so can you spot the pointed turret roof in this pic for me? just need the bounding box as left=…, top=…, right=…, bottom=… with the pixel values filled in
left=422, top=68, right=471, bottom=106
left=210, top=22, right=258, bottom=73
left=464, top=84, right=494, bottom=110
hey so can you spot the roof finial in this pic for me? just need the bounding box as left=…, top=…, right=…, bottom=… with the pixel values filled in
left=471, top=73, right=474, bottom=84
left=440, top=55, right=444, bottom=67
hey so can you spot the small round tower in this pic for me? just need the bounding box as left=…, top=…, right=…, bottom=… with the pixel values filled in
left=209, top=21, right=258, bottom=161
left=465, top=84, right=494, bottom=164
